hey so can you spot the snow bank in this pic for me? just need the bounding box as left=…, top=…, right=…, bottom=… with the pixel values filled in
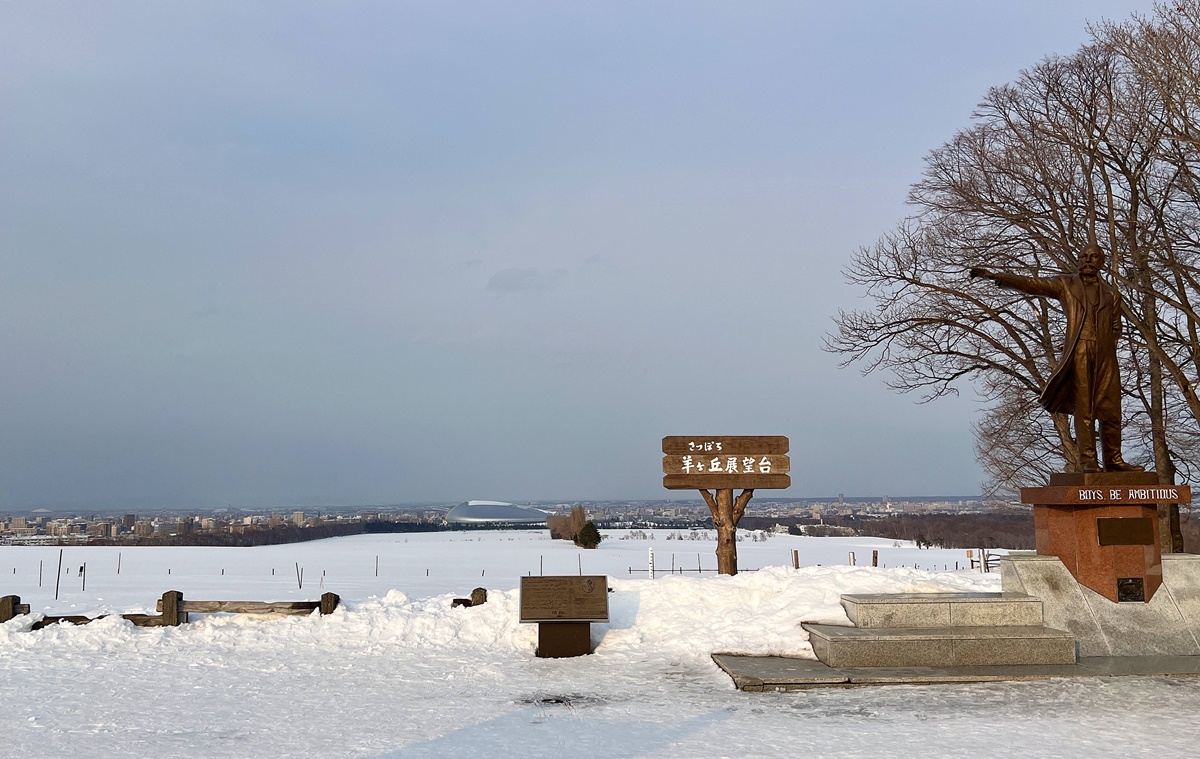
left=3, top=562, right=996, bottom=663
left=600, top=564, right=995, bottom=659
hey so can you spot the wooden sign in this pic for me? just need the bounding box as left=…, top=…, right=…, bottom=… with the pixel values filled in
left=519, top=576, right=609, bottom=623
left=1021, top=484, right=1191, bottom=506
left=661, top=436, right=790, bottom=490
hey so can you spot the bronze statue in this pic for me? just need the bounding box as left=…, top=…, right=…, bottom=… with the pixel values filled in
left=970, top=244, right=1143, bottom=473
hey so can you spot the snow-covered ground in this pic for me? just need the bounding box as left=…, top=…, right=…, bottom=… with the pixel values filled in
left=2, top=530, right=1198, bottom=758
left=1, top=529, right=988, bottom=617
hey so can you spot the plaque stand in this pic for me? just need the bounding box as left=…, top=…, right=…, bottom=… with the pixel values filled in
left=1020, top=472, right=1187, bottom=603
left=536, top=622, right=592, bottom=658
left=519, top=576, right=608, bottom=658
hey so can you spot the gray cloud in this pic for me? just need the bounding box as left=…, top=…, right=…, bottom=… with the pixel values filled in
left=485, top=267, right=548, bottom=294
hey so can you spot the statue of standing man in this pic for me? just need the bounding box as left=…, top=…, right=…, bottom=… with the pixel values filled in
left=970, top=244, right=1143, bottom=473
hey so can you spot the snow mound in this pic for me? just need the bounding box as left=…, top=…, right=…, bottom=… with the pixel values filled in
left=3, top=564, right=996, bottom=662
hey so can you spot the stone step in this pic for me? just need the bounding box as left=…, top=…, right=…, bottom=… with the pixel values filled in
left=841, top=592, right=1045, bottom=628
left=803, top=623, right=1077, bottom=668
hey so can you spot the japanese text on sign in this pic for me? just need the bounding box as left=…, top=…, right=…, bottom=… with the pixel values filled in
left=679, top=456, right=771, bottom=474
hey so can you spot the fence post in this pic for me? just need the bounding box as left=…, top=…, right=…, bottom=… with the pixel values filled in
left=792, top=549, right=799, bottom=569
left=320, top=592, right=340, bottom=615
left=872, top=550, right=879, bottom=567
left=0, top=595, right=18, bottom=623
left=160, top=590, right=186, bottom=626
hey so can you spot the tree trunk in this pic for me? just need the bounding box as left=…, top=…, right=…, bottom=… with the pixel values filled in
left=702, top=489, right=736, bottom=575
left=701, top=488, right=754, bottom=575
left=700, top=489, right=753, bottom=571
left=1131, top=242, right=1186, bottom=554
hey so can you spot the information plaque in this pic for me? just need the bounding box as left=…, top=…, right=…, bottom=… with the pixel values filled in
left=519, top=576, right=609, bottom=623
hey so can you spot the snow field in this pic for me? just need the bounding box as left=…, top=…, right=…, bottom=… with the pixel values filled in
left=2, top=530, right=1199, bottom=758
left=0, top=529, right=989, bottom=617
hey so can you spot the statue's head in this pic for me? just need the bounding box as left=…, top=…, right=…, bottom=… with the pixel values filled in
left=1078, top=244, right=1105, bottom=277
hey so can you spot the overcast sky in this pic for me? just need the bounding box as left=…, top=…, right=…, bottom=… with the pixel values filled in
left=0, top=1, right=1159, bottom=509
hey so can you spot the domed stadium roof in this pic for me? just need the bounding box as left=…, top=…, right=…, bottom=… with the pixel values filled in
left=445, top=500, right=548, bottom=524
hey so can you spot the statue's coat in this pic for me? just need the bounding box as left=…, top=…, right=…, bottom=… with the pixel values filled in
left=991, top=272, right=1122, bottom=422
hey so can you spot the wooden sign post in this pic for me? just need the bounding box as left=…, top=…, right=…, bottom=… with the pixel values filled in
left=662, top=436, right=790, bottom=576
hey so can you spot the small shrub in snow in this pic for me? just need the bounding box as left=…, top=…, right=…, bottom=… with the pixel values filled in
left=573, top=522, right=602, bottom=549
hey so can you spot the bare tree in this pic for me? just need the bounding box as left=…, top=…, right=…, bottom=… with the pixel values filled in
left=829, top=8, right=1200, bottom=549
left=547, top=505, right=586, bottom=541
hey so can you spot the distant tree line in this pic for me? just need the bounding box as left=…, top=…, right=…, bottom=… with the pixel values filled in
left=740, top=513, right=1037, bottom=550
left=363, top=521, right=449, bottom=534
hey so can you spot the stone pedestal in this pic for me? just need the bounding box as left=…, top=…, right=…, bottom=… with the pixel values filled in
left=1020, top=472, right=1189, bottom=603
left=1002, top=553, right=1200, bottom=656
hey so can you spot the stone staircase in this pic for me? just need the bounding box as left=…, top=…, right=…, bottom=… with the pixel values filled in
left=802, top=592, right=1077, bottom=668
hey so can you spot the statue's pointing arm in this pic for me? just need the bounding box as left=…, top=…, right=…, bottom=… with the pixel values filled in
left=969, top=268, right=1062, bottom=299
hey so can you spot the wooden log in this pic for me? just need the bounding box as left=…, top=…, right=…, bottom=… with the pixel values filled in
left=121, top=613, right=164, bottom=627
left=155, top=599, right=322, bottom=614
left=0, top=595, right=20, bottom=623
left=31, top=615, right=95, bottom=630
left=160, top=590, right=186, bottom=626
left=319, top=592, right=340, bottom=615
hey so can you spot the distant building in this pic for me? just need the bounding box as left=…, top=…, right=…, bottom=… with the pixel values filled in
left=445, top=500, right=548, bottom=525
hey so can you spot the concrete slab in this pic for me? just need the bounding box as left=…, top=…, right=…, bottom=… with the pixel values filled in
left=842, top=664, right=1086, bottom=684
left=1002, top=554, right=1110, bottom=654
left=842, top=592, right=1036, bottom=604
left=1002, top=553, right=1200, bottom=656
left=710, top=654, right=848, bottom=691
left=711, top=653, right=1200, bottom=691
left=841, top=592, right=1044, bottom=629
left=1163, top=553, right=1200, bottom=639
left=1080, top=580, right=1196, bottom=655
left=803, top=623, right=1076, bottom=668
left=1075, top=655, right=1200, bottom=676
left=952, top=599, right=1045, bottom=627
